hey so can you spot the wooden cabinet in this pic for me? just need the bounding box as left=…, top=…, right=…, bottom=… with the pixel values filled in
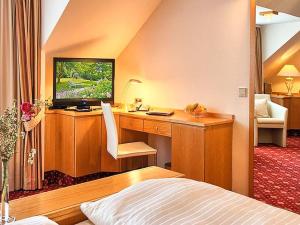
left=204, top=124, right=232, bottom=189
left=55, top=115, right=75, bottom=176
left=75, top=116, right=101, bottom=177
left=171, top=123, right=232, bottom=190
left=172, top=124, right=204, bottom=181
left=44, top=114, right=56, bottom=171
left=46, top=114, right=102, bottom=177
left=271, top=95, right=300, bottom=129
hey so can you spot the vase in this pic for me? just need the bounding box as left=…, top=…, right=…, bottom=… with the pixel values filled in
left=1, top=161, right=15, bottom=224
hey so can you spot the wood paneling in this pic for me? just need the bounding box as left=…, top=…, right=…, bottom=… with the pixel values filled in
left=120, top=116, right=144, bottom=132
left=75, top=116, right=101, bottom=177
left=144, top=120, right=171, bottom=137
left=55, top=115, right=75, bottom=176
left=171, top=124, right=205, bottom=181
left=44, top=114, right=56, bottom=172
left=10, top=167, right=184, bottom=225
left=101, top=114, right=120, bottom=172
left=204, top=124, right=232, bottom=190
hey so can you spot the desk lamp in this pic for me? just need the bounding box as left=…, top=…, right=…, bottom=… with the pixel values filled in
left=277, top=65, right=300, bottom=96
left=122, top=78, right=143, bottom=112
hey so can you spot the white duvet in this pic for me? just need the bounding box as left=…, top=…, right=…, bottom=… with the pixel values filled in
left=81, top=178, right=300, bottom=225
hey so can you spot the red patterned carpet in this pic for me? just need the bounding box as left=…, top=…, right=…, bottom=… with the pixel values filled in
left=10, top=171, right=116, bottom=200
left=254, top=137, right=300, bottom=214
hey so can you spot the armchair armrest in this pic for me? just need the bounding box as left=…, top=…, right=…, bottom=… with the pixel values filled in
left=268, top=101, right=288, bottom=124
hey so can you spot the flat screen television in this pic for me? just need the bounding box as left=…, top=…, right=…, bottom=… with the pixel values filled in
left=53, top=57, right=115, bottom=107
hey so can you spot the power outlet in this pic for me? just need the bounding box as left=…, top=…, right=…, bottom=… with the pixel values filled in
left=239, top=87, right=248, bottom=97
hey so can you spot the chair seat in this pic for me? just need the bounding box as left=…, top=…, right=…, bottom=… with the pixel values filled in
left=257, top=118, right=284, bottom=124
left=117, top=142, right=157, bottom=159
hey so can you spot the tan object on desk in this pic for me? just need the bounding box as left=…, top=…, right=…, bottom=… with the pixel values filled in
left=185, top=103, right=207, bottom=117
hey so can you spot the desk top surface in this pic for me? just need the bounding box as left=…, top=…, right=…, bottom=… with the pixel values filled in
left=46, top=108, right=234, bottom=127
left=10, top=167, right=183, bottom=220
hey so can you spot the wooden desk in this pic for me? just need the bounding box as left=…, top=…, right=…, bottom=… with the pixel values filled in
left=10, top=167, right=183, bottom=225
left=45, top=108, right=234, bottom=190
left=271, top=94, right=300, bottom=130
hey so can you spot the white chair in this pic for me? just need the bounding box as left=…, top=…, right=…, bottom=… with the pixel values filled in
left=254, top=94, right=288, bottom=147
left=101, top=102, right=157, bottom=161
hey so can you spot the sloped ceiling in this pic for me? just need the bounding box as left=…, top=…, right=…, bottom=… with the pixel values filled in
left=42, top=0, right=70, bottom=45
left=43, top=0, right=162, bottom=56
left=264, top=32, right=300, bottom=79
left=256, top=0, right=300, bottom=17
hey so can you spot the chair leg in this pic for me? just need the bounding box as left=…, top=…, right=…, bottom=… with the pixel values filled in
left=272, top=128, right=287, bottom=147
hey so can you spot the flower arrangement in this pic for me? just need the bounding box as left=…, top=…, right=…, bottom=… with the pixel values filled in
left=0, top=102, right=20, bottom=223
left=0, top=102, right=19, bottom=162
left=0, top=99, right=48, bottom=222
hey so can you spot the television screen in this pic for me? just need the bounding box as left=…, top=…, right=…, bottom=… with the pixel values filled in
left=53, top=58, right=114, bottom=106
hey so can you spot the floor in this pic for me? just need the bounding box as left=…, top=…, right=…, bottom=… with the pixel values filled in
left=10, top=170, right=116, bottom=200
left=254, top=136, right=300, bottom=214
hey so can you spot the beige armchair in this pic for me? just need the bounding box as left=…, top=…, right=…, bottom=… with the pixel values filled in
left=254, top=94, right=288, bottom=147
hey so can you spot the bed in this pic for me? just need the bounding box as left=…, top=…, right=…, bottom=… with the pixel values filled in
left=9, top=167, right=299, bottom=225
left=78, top=178, right=300, bottom=225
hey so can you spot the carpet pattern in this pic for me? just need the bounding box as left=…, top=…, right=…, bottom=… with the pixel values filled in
left=10, top=170, right=116, bottom=200
left=254, top=137, right=300, bottom=214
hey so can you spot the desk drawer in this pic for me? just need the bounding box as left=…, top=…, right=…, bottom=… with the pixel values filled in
left=144, top=120, right=171, bottom=137
left=120, top=116, right=144, bottom=132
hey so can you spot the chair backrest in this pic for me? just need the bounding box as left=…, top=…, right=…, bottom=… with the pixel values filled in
left=101, top=102, right=118, bottom=159
left=255, top=94, right=271, bottom=101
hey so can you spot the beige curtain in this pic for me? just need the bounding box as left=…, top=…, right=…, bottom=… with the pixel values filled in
left=255, top=27, right=263, bottom=94
left=0, top=0, right=22, bottom=191
left=0, top=0, right=42, bottom=191
left=15, top=0, right=42, bottom=190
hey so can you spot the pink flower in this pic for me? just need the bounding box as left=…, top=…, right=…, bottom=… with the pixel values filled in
left=22, top=113, right=32, bottom=122
left=20, top=102, right=33, bottom=114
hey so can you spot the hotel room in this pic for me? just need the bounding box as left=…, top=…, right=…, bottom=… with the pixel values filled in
left=0, top=0, right=299, bottom=224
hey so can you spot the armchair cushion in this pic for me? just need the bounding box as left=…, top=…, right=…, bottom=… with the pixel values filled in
left=255, top=99, right=270, bottom=118
left=257, top=118, right=284, bottom=124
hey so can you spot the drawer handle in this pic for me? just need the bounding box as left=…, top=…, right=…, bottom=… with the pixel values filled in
left=155, top=126, right=158, bottom=131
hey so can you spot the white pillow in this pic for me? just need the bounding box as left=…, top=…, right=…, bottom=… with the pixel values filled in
left=255, top=99, right=270, bottom=118
left=80, top=178, right=217, bottom=225
left=9, top=216, right=58, bottom=225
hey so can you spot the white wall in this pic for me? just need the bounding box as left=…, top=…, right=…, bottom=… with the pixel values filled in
left=41, top=0, right=69, bottom=46
left=261, top=21, right=300, bottom=61
left=116, top=0, right=251, bottom=195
